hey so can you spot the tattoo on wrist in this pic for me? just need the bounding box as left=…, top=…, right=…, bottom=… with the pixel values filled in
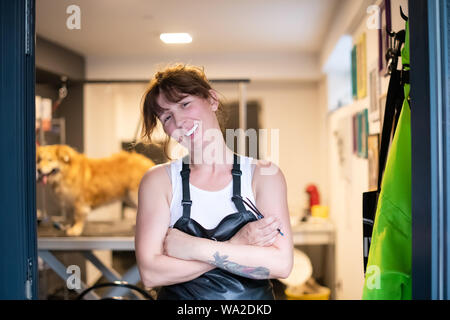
left=208, top=252, right=270, bottom=279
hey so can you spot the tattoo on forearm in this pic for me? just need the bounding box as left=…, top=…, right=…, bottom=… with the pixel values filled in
left=208, top=252, right=270, bottom=280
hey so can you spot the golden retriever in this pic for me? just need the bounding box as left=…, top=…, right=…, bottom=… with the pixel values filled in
left=36, top=144, right=155, bottom=236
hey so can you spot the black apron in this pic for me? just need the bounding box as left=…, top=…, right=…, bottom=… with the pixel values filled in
left=157, top=153, right=275, bottom=300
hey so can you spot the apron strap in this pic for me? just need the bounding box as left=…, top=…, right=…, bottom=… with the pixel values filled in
left=377, top=69, right=405, bottom=191
left=180, top=153, right=246, bottom=219
left=231, top=153, right=246, bottom=212
left=180, top=155, right=192, bottom=219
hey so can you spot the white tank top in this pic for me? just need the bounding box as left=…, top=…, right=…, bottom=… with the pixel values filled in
left=165, top=155, right=257, bottom=229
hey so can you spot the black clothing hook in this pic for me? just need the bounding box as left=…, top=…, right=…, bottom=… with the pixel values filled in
left=400, top=6, right=408, bottom=21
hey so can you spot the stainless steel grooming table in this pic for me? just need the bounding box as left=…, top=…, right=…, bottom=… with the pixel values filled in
left=37, top=220, right=141, bottom=300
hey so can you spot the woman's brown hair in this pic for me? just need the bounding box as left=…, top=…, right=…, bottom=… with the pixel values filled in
left=139, top=64, right=227, bottom=160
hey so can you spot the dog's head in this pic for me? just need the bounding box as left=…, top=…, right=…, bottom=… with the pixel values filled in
left=36, top=144, right=78, bottom=185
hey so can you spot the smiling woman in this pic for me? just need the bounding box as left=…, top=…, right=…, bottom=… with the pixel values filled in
left=134, top=64, right=293, bottom=300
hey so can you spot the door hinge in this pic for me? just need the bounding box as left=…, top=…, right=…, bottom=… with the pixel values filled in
left=25, top=258, right=33, bottom=299
left=25, top=0, right=32, bottom=55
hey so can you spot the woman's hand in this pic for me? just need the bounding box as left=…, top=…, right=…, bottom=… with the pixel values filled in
left=163, top=228, right=199, bottom=260
left=163, top=216, right=281, bottom=261
left=228, top=216, right=281, bottom=247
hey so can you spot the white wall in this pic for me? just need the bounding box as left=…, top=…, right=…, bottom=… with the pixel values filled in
left=84, top=83, right=148, bottom=158
left=84, top=83, right=148, bottom=221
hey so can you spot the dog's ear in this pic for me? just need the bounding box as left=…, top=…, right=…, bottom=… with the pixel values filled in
left=57, top=145, right=75, bottom=164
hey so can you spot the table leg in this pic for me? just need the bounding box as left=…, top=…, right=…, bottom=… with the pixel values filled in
left=38, top=250, right=99, bottom=300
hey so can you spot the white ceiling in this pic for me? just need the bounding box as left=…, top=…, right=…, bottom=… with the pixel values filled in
left=36, top=0, right=339, bottom=59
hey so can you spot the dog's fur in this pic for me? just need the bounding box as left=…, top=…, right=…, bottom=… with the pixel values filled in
left=36, top=144, right=155, bottom=236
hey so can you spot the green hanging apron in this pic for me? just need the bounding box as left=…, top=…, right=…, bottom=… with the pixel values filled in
left=362, top=21, right=411, bottom=300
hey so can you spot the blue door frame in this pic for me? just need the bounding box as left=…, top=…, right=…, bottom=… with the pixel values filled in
left=409, top=0, right=450, bottom=299
left=0, top=0, right=38, bottom=299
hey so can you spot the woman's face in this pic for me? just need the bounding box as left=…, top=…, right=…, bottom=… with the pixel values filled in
left=156, top=90, right=220, bottom=148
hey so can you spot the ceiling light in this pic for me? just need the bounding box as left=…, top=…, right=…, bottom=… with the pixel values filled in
left=160, top=33, right=192, bottom=44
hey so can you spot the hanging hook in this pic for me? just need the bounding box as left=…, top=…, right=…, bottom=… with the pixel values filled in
left=387, top=27, right=396, bottom=38
left=58, top=76, right=68, bottom=100
left=52, top=75, right=68, bottom=113
left=400, top=6, right=408, bottom=21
